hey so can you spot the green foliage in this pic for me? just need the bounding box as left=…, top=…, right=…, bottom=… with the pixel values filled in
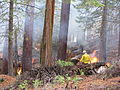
left=0, top=78, right=4, bottom=83
left=53, top=75, right=65, bottom=84
left=72, top=76, right=83, bottom=82
left=79, top=69, right=85, bottom=75
left=56, top=60, right=74, bottom=67
left=75, top=0, right=104, bottom=9
left=18, top=80, right=28, bottom=90
left=9, top=88, right=13, bottom=90
left=33, top=79, right=43, bottom=88
left=53, top=74, right=83, bottom=84
left=85, top=0, right=104, bottom=7
left=65, top=74, right=71, bottom=82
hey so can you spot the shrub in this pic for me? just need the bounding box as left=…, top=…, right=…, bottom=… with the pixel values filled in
left=53, top=75, right=65, bottom=84
left=53, top=74, right=83, bottom=84
left=0, top=78, right=4, bottom=83
left=18, top=80, right=28, bottom=90
left=33, top=79, right=43, bottom=89
left=56, top=60, right=74, bottom=67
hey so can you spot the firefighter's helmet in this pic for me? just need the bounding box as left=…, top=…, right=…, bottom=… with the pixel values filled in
left=83, top=50, right=87, bottom=53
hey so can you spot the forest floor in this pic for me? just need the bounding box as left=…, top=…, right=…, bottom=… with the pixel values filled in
left=38, top=75, right=120, bottom=90
left=0, top=48, right=120, bottom=90
left=0, top=74, right=120, bottom=90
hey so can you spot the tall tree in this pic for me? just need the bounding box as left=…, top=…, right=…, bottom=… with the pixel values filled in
left=13, top=26, right=19, bottom=75
left=118, top=9, right=120, bottom=58
left=22, top=0, right=35, bottom=72
left=2, top=30, right=8, bottom=74
left=8, top=0, right=14, bottom=76
left=57, top=0, right=71, bottom=60
left=99, top=0, right=107, bottom=62
left=40, top=0, right=55, bottom=66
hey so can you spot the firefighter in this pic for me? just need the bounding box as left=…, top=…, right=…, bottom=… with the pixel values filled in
left=80, top=50, right=91, bottom=64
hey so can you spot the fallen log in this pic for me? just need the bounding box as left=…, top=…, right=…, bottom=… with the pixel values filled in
left=70, top=58, right=107, bottom=75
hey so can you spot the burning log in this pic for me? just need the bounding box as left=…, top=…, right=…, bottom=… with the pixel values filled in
left=70, top=55, right=108, bottom=75
left=69, top=49, right=109, bottom=75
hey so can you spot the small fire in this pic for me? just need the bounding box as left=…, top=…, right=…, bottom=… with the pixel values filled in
left=17, top=67, right=22, bottom=75
left=90, top=50, right=99, bottom=64
left=106, top=62, right=111, bottom=67
left=90, top=56, right=99, bottom=64
left=32, top=58, right=35, bottom=64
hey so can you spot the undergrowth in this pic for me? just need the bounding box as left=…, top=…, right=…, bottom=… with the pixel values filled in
left=56, top=60, right=74, bottom=67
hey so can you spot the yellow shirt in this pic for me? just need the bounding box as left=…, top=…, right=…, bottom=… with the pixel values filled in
left=80, top=53, right=91, bottom=63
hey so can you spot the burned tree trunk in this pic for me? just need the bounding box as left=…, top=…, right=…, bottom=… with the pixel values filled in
left=22, top=0, right=35, bottom=72
left=8, top=0, right=14, bottom=76
left=40, top=0, right=55, bottom=67
left=99, top=0, right=107, bottom=62
left=57, top=0, right=71, bottom=60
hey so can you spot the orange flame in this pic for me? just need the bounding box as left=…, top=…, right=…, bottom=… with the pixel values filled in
left=90, top=50, right=99, bottom=63
left=17, top=67, right=22, bottom=75
left=90, top=56, right=99, bottom=63
left=32, top=58, right=35, bottom=64
left=106, top=62, right=111, bottom=67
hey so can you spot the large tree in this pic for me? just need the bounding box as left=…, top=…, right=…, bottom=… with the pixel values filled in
left=99, top=0, right=108, bottom=62
left=118, top=9, right=120, bottom=58
left=2, top=30, right=8, bottom=74
left=22, top=0, right=35, bottom=72
left=57, top=0, right=71, bottom=60
left=8, top=0, right=14, bottom=76
left=40, top=0, right=55, bottom=66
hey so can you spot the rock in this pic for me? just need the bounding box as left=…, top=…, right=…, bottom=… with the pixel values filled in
left=96, top=66, right=107, bottom=74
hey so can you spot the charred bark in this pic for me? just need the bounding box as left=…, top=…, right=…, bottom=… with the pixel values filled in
left=22, top=0, right=35, bottom=72
left=8, top=0, right=14, bottom=76
left=99, top=0, right=107, bottom=62
left=57, top=0, right=71, bottom=60
left=40, top=0, right=55, bottom=67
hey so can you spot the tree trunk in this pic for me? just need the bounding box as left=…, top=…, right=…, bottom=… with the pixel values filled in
left=14, top=27, right=18, bottom=61
left=57, top=0, right=71, bottom=60
left=13, top=28, right=18, bottom=75
left=40, top=0, right=55, bottom=67
left=118, top=10, right=120, bottom=58
left=8, top=0, right=14, bottom=76
left=99, top=0, right=107, bottom=62
left=2, top=30, right=8, bottom=74
left=22, top=0, right=35, bottom=72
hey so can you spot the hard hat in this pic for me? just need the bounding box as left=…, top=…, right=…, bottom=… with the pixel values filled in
left=83, top=50, right=86, bottom=53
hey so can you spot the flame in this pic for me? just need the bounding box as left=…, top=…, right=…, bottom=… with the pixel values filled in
left=91, top=50, right=97, bottom=58
left=32, top=58, right=35, bottom=64
left=17, top=67, right=22, bottom=75
left=90, top=50, right=99, bottom=63
left=106, top=62, right=111, bottom=67
left=90, top=56, right=99, bottom=64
